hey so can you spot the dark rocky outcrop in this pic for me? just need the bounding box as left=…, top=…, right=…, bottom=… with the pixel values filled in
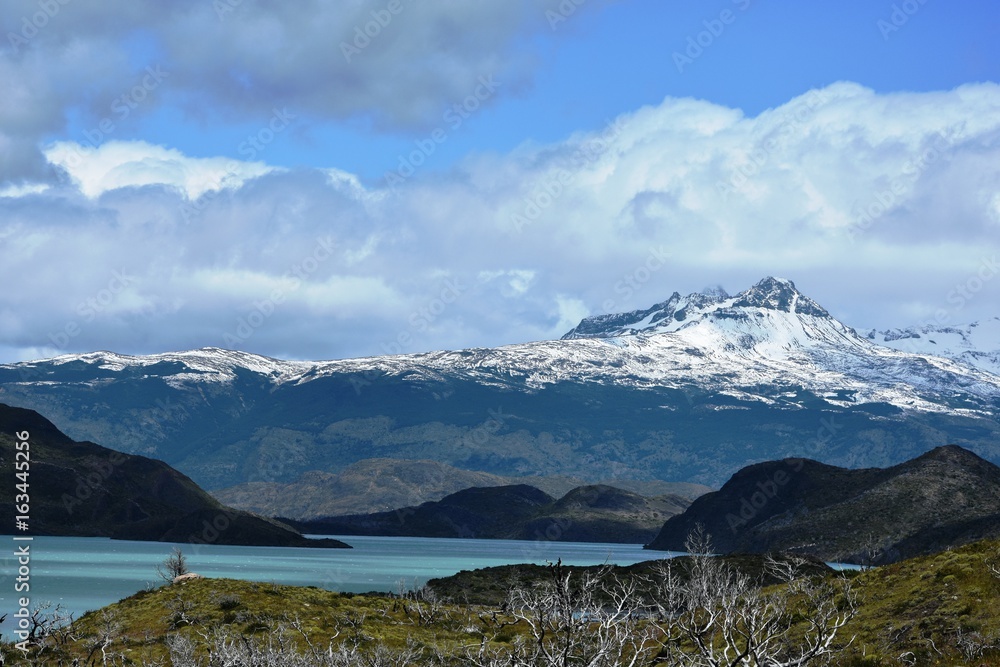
left=647, top=445, right=1000, bottom=564
left=0, top=403, right=349, bottom=548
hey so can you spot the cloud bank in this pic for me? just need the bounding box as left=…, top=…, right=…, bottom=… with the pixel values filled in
left=1, top=82, right=999, bottom=362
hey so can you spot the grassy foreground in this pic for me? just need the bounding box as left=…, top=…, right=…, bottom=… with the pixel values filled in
left=6, top=538, right=1000, bottom=665
left=2, top=577, right=480, bottom=665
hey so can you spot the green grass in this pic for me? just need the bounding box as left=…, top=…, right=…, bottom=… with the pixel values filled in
left=836, top=540, right=1000, bottom=664
left=2, top=577, right=483, bottom=665
left=9, top=540, right=1000, bottom=665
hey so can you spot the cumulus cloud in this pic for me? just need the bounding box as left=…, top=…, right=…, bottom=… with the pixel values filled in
left=44, top=141, right=275, bottom=199
left=1, top=83, right=999, bottom=362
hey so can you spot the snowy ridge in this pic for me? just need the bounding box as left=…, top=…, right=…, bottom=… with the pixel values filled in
left=18, top=347, right=314, bottom=386
left=562, top=277, right=831, bottom=339
left=7, top=278, right=1000, bottom=417
left=865, top=318, right=1000, bottom=377
left=300, top=303, right=997, bottom=414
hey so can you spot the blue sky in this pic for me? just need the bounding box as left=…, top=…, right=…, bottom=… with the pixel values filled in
left=53, top=0, right=998, bottom=181
left=1, top=0, right=999, bottom=362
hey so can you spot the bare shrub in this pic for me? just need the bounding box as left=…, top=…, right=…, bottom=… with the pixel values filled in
left=157, top=547, right=189, bottom=583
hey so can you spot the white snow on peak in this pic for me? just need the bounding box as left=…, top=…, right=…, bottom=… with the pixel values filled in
left=561, top=277, right=830, bottom=340
left=22, top=347, right=314, bottom=386
left=864, top=318, right=1000, bottom=377
left=5, top=279, right=999, bottom=418
left=284, top=301, right=999, bottom=417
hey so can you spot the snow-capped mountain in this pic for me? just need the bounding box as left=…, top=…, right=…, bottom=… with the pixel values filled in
left=561, top=277, right=830, bottom=339
left=32, top=347, right=316, bottom=388
left=1, top=277, right=998, bottom=490
left=21, top=277, right=998, bottom=414
left=865, top=319, right=1000, bottom=377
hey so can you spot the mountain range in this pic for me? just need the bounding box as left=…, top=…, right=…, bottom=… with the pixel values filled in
left=864, top=318, right=1000, bottom=376
left=1, top=277, right=998, bottom=515
left=647, top=444, right=1000, bottom=565
left=292, top=483, right=692, bottom=543
left=0, top=403, right=349, bottom=548
left=212, top=457, right=708, bottom=519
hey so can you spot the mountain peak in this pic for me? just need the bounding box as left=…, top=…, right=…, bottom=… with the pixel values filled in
left=911, top=444, right=991, bottom=469
left=731, top=277, right=829, bottom=317
left=562, top=276, right=832, bottom=339
left=699, top=284, right=730, bottom=300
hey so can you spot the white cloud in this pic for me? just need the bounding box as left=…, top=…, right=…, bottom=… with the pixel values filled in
left=478, top=269, right=536, bottom=296
left=990, top=193, right=1000, bottom=227
left=0, top=182, right=49, bottom=198
left=44, top=141, right=274, bottom=199
left=1, top=83, right=999, bottom=362
left=180, top=268, right=401, bottom=314
left=552, top=296, right=589, bottom=338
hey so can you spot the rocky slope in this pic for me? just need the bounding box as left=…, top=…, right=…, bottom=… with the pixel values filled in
left=646, top=444, right=1000, bottom=564
left=0, top=403, right=349, bottom=548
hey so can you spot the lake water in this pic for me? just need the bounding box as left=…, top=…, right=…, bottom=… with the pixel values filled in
left=0, top=535, right=667, bottom=637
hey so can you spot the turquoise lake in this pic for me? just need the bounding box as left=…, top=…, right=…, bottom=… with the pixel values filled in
left=0, top=534, right=668, bottom=637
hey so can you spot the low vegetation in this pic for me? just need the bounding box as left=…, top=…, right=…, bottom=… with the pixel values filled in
left=6, top=537, right=1000, bottom=666
left=649, top=444, right=1000, bottom=566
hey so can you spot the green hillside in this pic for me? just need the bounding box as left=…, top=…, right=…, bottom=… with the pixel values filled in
left=7, top=539, right=1000, bottom=665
